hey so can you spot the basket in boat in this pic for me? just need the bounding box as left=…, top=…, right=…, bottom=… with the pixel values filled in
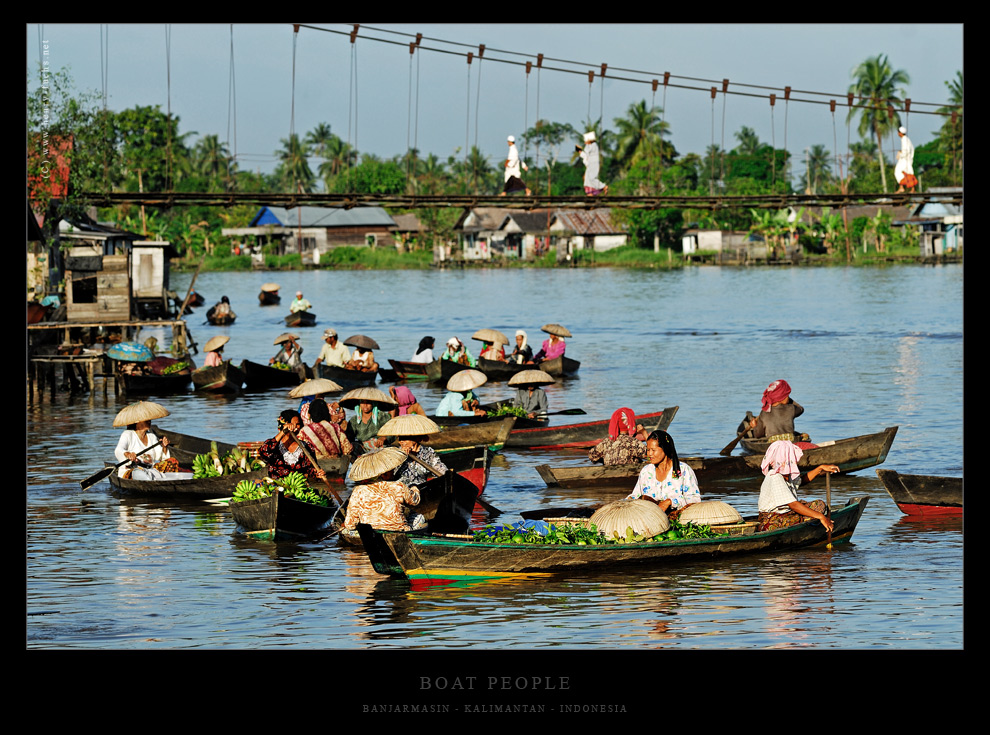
left=710, top=521, right=759, bottom=536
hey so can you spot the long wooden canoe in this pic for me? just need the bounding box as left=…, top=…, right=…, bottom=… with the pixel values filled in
left=231, top=492, right=340, bottom=541
left=258, top=291, right=281, bottom=306
left=356, top=496, right=870, bottom=583
left=317, top=363, right=377, bottom=388
left=505, top=407, right=678, bottom=450
left=285, top=310, right=317, bottom=327
left=475, top=355, right=580, bottom=382
left=385, top=359, right=432, bottom=382
left=435, top=444, right=495, bottom=495
left=191, top=361, right=244, bottom=393
left=206, top=309, right=236, bottom=326
left=240, top=359, right=303, bottom=390
left=117, top=370, right=192, bottom=395
left=876, top=469, right=962, bottom=517
left=425, top=358, right=470, bottom=384
left=423, top=417, right=517, bottom=452
left=535, top=426, right=898, bottom=487
left=107, top=456, right=350, bottom=499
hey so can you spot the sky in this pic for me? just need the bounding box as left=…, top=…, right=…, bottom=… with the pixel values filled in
left=26, top=23, right=963, bottom=184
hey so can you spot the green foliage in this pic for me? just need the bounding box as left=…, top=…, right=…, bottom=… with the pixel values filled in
left=330, top=159, right=406, bottom=195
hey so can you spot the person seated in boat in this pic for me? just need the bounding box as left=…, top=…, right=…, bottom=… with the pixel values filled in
left=347, top=400, right=391, bottom=453
left=298, top=398, right=353, bottom=459
left=395, top=434, right=448, bottom=491
left=258, top=409, right=327, bottom=482
left=441, top=337, right=476, bottom=367
left=410, top=336, right=435, bottom=364
left=509, top=330, right=533, bottom=364
left=213, top=295, right=232, bottom=317
left=313, top=328, right=350, bottom=369
left=508, top=371, right=551, bottom=419
left=114, top=420, right=172, bottom=479
left=290, top=291, right=312, bottom=314
left=756, top=440, right=837, bottom=533
left=529, top=332, right=566, bottom=364
left=626, top=430, right=700, bottom=520
left=746, top=379, right=814, bottom=448
left=342, top=448, right=426, bottom=534
left=345, top=346, right=379, bottom=373
left=203, top=335, right=229, bottom=368
left=390, top=385, right=427, bottom=417
left=270, top=336, right=304, bottom=369
left=589, top=407, right=650, bottom=466
left=435, top=388, right=486, bottom=417
left=479, top=339, right=506, bottom=362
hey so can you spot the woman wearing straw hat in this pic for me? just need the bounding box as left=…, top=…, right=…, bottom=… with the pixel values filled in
left=529, top=324, right=568, bottom=364
left=341, top=388, right=397, bottom=453
left=112, top=401, right=172, bottom=479
left=258, top=409, right=327, bottom=482
left=342, top=447, right=427, bottom=534
left=203, top=335, right=229, bottom=368
left=589, top=408, right=649, bottom=466
left=757, top=440, right=837, bottom=533
left=436, top=369, right=487, bottom=417
left=289, top=377, right=343, bottom=425
left=270, top=333, right=303, bottom=369
left=298, top=398, right=353, bottom=459
left=508, top=369, right=552, bottom=419
left=377, top=414, right=448, bottom=491
left=626, top=430, right=700, bottom=520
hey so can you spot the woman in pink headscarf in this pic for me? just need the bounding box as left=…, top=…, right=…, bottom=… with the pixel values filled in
left=588, top=408, right=649, bottom=466
left=756, top=440, right=837, bottom=532
left=389, top=385, right=426, bottom=417
left=747, top=379, right=815, bottom=448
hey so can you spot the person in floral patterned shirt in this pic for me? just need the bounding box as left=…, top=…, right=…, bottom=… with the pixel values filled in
left=258, top=409, right=327, bottom=483
left=588, top=408, right=649, bottom=466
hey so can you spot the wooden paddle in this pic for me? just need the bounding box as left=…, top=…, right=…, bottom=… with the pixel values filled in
left=80, top=440, right=162, bottom=490
left=403, top=450, right=503, bottom=517
left=285, top=428, right=344, bottom=505
left=825, top=470, right=833, bottom=549
left=532, top=408, right=587, bottom=417
left=719, top=411, right=755, bottom=456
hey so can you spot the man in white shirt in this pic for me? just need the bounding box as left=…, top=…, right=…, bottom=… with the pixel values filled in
left=501, top=135, right=531, bottom=196
left=313, top=328, right=350, bottom=368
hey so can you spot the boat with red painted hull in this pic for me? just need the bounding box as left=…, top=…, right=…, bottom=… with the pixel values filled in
left=876, top=469, right=962, bottom=517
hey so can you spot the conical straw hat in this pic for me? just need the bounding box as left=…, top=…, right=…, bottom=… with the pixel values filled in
left=203, top=335, right=229, bottom=353
left=339, top=386, right=397, bottom=409
left=343, top=334, right=380, bottom=350
left=113, top=400, right=171, bottom=428
left=541, top=323, right=572, bottom=338
left=590, top=498, right=669, bottom=540
left=678, top=500, right=743, bottom=526
left=472, top=328, right=509, bottom=345
left=446, top=369, right=487, bottom=392
left=508, top=369, right=555, bottom=386
left=377, top=413, right=442, bottom=437
left=288, top=377, right=343, bottom=398
left=273, top=332, right=300, bottom=345
left=348, top=446, right=409, bottom=482
left=261, top=282, right=280, bottom=292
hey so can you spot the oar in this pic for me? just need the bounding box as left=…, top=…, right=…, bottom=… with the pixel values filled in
left=532, top=408, right=587, bottom=417
left=80, top=441, right=162, bottom=490
left=825, top=470, right=833, bottom=549
left=285, top=428, right=343, bottom=505
left=719, top=411, right=755, bottom=456
left=404, top=450, right=503, bottom=517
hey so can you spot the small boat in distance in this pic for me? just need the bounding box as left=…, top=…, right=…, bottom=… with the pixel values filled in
left=285, top=310, right=317, bottom=328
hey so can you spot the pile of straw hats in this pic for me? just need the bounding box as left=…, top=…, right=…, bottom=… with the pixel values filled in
left=349, top=446, right=409, bottom=482
left=377, top=413, right=441, bottom=438
left=590, top=498, right=670, bottom=539
left=677, top=500, right=743, bottom=526
left=203, top=335, right=229, bottom=353
left=508, top=369, right=554, bottom=387
left=339, top=387, right=397, bottom=409
left=113, top=401, right=170, bottom=428
left=446, top=369, right=487, bottom=393
left=288, top=378, right=343, bottom=398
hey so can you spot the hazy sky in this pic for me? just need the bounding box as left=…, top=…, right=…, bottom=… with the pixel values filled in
left=27, top=23, right=963, bottom=183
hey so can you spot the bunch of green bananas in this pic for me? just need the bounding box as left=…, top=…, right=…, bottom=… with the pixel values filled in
left=275, top=472, right=330, bottom=507
left=232, top=479, right=272, bottom=502
left=160, top=361, right=189, bottom=375
left=271, top=361, right=291, bottom=371
left=192, top=452, right=222, bottom=478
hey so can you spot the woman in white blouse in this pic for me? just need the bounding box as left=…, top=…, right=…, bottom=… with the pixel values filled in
left=627, top=430, right=700, bottom=519
left=114, top=420, right=171, bottom=479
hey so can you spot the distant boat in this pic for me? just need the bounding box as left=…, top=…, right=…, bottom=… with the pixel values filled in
left=191, top=361, right=244, bottom=394
left=285, top=310, right=316, bottom=328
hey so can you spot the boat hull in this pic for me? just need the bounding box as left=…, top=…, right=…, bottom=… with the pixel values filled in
left=259, top=292, right=281, bottom=306
left=240, top=359, right=303, bottom=390
left=317, top=363, right=377, bottom=388
left=876, top=469, right=962, bottom=516
left=385, top=359, right=432, bottom=382
left=505, top=407, right=678, bottom=450
left=358, top=497, right=871, bottom=582
left=191, top=362, right=244, bottom=393
left=285, top=310, right=317, bottom=327
left=423, top=417, right=517, bottom=452
left=117, top=371, right=191, bottom=395
left=436, top=444, right=494, bottom=494
left=231, top=491, right=339, bottom=541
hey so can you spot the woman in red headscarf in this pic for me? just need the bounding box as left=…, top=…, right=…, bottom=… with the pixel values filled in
left=747, top=379, right=815, bottom=448
left=588, top=408, right=649, bottom=466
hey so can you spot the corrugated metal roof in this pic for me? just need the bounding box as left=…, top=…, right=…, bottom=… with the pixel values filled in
left=250, top=205, right=396, bottom=228
left=551, top=208, right=621, bottom=234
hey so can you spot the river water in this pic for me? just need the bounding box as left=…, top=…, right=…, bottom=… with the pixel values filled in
left=26, top=265, right=964, bottom=670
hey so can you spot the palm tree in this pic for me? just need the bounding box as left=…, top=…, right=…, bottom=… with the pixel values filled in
left=806, top=144, right=832, bottom=194
left=317, top=135, right=358, bottom=190
left=937, top=71, right=963, bottom=185
left=847, top=54, right=910, bottom=192
left=274, top=133, right=315, bottom=193
left=612, top=100, right=671, bottom=170
left=733, top=126, right=761, bottom=156
left=193, top=134, right=233, bottom=188
left=305, top=123, right=334, bottom=159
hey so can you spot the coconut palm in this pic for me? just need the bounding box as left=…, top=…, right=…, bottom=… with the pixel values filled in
left=806, top=144, right=832, bottom=194
left=733, top=126, right=762, bottom=156
left=305, top=123, right=335, bottom=159
left=612, top=100, right=672, bottom=170
left=193, top=134, right=233, bottom=188
left=937, top=71, right=963, bottom=184
left=847, top=54, right=910, bottom=192
left=274, top=133, right=315, bottom=193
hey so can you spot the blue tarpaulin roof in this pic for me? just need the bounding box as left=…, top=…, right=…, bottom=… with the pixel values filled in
left=249, top=206, right=395, bottom=228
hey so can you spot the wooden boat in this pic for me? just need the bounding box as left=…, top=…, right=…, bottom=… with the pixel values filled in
left=476, top=355, right=580, bottom=381
left=317, top=363, right=377, bottom=388
left=505, top=407, right=678, bottom=450
left=285, top=310, right=317, bottom=328
left=424, top=417, right=517, bottom=452
left=536, top=427, right=899, bottom=487
left=239, top=359, right=303, bottom=390
left=191, top=361, right=244, bottom=393
left=117, top=370, right=191, bottom=395
left=425, top=358, right=469, bottom=383
left=385, top=359, right=432, bottom=382
left=436, top=444, right=495, bottom=495
left=876, top=469, right=962, bottom=517
left=107, top=457, right=350, bottom=499
left=357, top=496, right=871, bottom=583
left=231, top=491, right=340, bottom=541
left=258, top=291, right=281, bottom=306
left=206, top=306, right=236, bottom=325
